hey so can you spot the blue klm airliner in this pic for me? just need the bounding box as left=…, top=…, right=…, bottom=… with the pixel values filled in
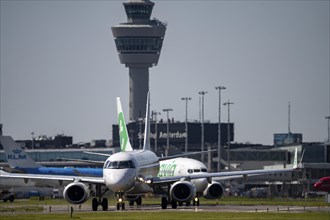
left=0, top=136, right=103, bottom=177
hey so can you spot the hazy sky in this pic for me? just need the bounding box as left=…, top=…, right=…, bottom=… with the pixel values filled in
left=1, top=0, right=329, bottom=145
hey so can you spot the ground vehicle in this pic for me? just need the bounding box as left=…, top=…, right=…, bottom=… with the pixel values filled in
left=1, top=190, right=15, bottom=202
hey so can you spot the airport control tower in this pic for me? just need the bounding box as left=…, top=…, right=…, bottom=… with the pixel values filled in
left=112, top=0, right=166, bottom=121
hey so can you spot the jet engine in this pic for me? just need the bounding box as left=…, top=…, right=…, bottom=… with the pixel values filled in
left=203, top=181, right=224, bottom=199
left=170, top=181, right=196, bottom=202
left=63, top=182, right=90, bottom=204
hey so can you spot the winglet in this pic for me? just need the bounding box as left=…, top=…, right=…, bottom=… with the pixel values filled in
left=143, top=92, right=151, bottom=151
left=116, top=97, right=133, bottom=152
left=0, top=136, right=41, bottom=168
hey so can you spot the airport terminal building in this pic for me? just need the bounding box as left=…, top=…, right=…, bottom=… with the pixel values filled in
left=112, top=121, right=234, bottom=155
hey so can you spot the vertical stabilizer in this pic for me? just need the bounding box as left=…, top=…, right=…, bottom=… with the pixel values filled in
left=293, top=147, right=298, bottom=169
left=117, top=97, right=134, bottom=152
left=0, top=136, right=41, bottom=168
left=143, top=92, right=151, bottom=151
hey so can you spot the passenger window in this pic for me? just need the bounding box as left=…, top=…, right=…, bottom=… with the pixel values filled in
left=188, top=169, right=193, bottom=174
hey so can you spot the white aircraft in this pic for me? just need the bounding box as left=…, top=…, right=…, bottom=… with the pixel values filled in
left=0, top=92, right=298, bottom=211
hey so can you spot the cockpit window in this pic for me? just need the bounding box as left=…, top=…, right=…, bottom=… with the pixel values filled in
left=187, top=168, right=208, bottom=174
left=104, top=160, right=110, bottom=169
left=105, top=160, right=135, bottom=169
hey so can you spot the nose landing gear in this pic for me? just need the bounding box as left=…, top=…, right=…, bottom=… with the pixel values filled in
left=193, top=197, right=200, bottom=206
left=116, top=193, right=125, bottom=210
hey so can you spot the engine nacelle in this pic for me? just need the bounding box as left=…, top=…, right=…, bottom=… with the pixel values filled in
left=203, top=181, right=224, bottom=199
left=63, top=182, right=90, bottom=204
left=170, top=181, right=196, bottom=203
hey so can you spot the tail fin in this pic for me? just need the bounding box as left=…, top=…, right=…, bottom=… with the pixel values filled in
left=0, top=136, right=41, bottom=168
left=142, top=92, right=151, bottom=151
left=293, top=147, right=299, bottom=169
left=116, top=97, right=133, bottom=152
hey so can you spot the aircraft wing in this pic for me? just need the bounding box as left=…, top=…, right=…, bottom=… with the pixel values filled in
left=0, top=171, right=105, bottom=185
left=83, top=151, right=112, bottom=157
left=151, top=147, right=300, bottom=185
left=148, top=167, right=295, bottom=185
left=57, top=157, right=104, bottom=165
left=158, top=150, right=216, bottom=161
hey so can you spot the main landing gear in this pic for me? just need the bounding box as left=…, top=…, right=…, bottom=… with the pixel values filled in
left=128, top=196, right=142, bottom=206
left=92, top=197, right=108, bottom=211
left=161, top=196, right=200, bottom=209
left=161, top=196, right=178, bottom=209
left=92, top=185, right=108, bottom=211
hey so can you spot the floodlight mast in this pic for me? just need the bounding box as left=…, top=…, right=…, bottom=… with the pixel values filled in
left=215, top=86, right=226, bottom=172
left=181, top=97, right=191, bottom=153
left=224, top=100, right=234, bottom=171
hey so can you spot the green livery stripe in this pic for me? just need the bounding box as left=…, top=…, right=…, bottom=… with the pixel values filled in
left=118, top=112, right=129, bottom=152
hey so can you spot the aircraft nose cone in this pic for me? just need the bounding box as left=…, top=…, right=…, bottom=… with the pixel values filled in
left=313, top=182, right=321, bottom=190
left=106, top=169, right=136, bottom=192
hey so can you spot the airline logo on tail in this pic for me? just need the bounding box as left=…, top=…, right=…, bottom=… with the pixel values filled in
left=0, top=135, right=41, bottom=168
left=7, top=149, right=27, bottom=160
left=118, top=112, right=131, bottom=152
left=116, top=97, right=133, bottom=152
left=116, top=92, right=150, bottom=152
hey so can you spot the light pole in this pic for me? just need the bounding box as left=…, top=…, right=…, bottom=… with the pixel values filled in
left=325, top=116, right=330, bottom=142
left=224, top=100, right=234, bottom=171
left=198, top=91, right=207, bottom=163
left=215, top=86, right=226, bottom=172
left=163, top=108, right=173, bottom=157
left=31, top=132, right=35, bottom=150
left=181, top=97, right=191, bottom=153
left=152, top=111, right=161, bottom=153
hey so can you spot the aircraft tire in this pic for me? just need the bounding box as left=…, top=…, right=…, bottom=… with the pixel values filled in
left=102, top=198, right=108, bottom=211
left=171, top=200, right=177, bottom=209
left=92, top=198, right=98, bottom=211
left=161, top=197, right=167, bottom=209
left=136, top=196, right=142, bottom=206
